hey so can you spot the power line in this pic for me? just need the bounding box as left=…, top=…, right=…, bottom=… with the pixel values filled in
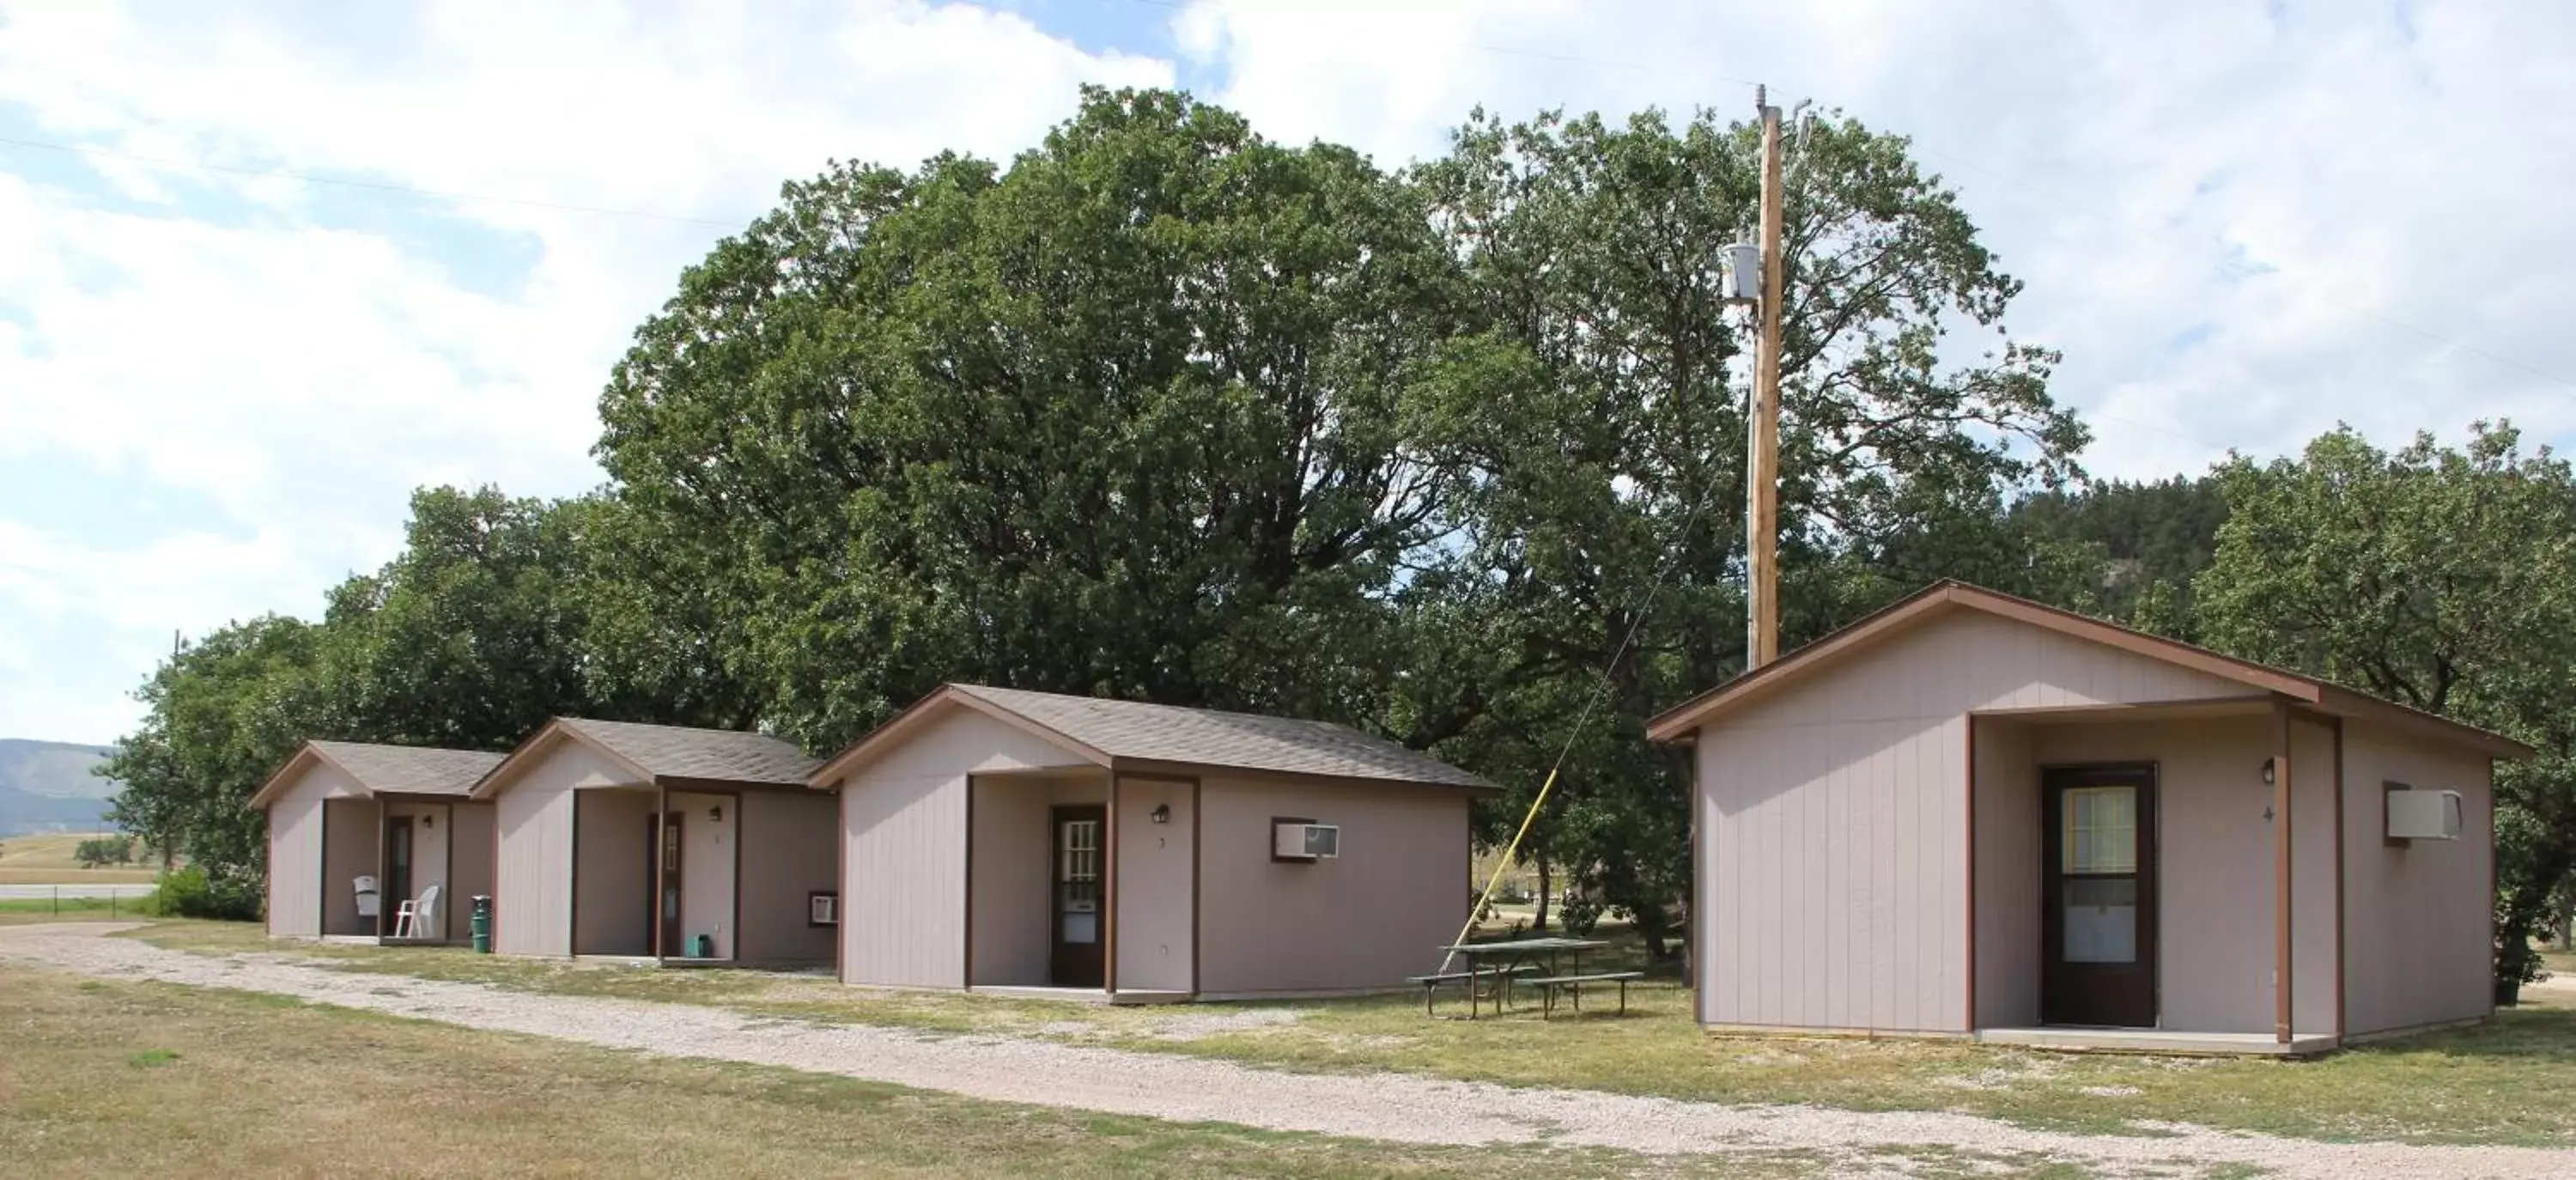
left=0, top=133, right=742, bottom=228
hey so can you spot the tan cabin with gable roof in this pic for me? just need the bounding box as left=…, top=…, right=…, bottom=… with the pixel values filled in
left=469, top=718, right=838, bottom=966
left=253, top=740, right=504, bottom=944
left=1649, top=581, right=2526, bottom=1055
left=811, top=684, right=1498, bottom=1002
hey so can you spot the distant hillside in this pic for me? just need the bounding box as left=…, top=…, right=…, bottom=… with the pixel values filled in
left=0, top=739, right=119, bottom=836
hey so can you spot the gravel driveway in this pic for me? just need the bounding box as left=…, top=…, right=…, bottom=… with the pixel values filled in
left=3, top=922, right=2567, bottom=1179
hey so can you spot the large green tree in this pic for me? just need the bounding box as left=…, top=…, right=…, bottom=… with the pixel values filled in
left=2194, top=423, right=2576, bottom=997
left=598, top=87, right=1478, bottom=746
left=1395, top=106, right=2087, bottom=950
left=100, top=615, right=331, bottom=903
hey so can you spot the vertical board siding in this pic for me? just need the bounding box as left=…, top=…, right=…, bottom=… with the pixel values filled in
left=1971, top=721, right=2040, bottom=1027
left=2031, top=719, right=2274, bottom=1034
left=447, top=803, right=497, bottom=944
left=2341, top=729, right=2495, bottom=1036
left=838, top=709, right=1090, bottom=988
left=1700, top=717, right=1962, bottom=1031
left=1115, top=777, right=1195, bottom=993
left=262, top=760, right=364, bottom=939
left=1196, top=778, right=1470, bottom=996
left=2290, top=718, right=2339, bottom=1035
left=735, top=791, right=838, bottom=965
left=967, top=778, right=1053, bottom=986
left=384, top=802, right=448, bottom=922
left=1693, top=609, right=2257, bottom=1034
left=320, top=798, right=382, bottom=937
left=573, top=788, right=653, bottom=956
left=266, top=794, right=325, bottom=938
left=491, top=738, right=634, bottom=956
left=665, top=791, right=736, bottom=959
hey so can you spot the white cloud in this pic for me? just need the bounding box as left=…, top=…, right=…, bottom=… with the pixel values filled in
left=1170, top=0, right=2576, bottom=477
left=6, top=0, right=2573, bottom=740
left=0, top=0, right=1170, bottom=739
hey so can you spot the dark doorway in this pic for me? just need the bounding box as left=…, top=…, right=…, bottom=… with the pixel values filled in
left=383, top=816, right=414, bottom=938
left=1049, top=805, right=1106, bottom=988
left=649, top=811, right=683, bottom=958
left=2041, top=764, right=2159, bottom=1028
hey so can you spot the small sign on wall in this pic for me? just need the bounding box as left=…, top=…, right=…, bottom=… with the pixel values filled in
left=809, top=891, right=839, bottom=927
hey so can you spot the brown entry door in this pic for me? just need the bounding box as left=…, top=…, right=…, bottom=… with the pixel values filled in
left=1050, top=806, right=1105, bottom=988
left=383, top=816, right=414, bottom=937
left=651, top=812, right=683, bottom=958
left=2041, top=765, right=2158, bottom=1027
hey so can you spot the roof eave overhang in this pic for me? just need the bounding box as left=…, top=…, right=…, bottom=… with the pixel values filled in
left=1108, top=755, right=1504, bottom=798
left=806, top=685, right=1110, bottom=788
left=246, top=744, right=327, bottom=810
left=467, top=721, right=659, bottom=801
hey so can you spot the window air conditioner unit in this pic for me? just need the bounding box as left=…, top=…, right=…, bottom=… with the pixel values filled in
left=1273, top=821, right=1340, bottom=861
left=2386, top=788, right=2464, bottom=842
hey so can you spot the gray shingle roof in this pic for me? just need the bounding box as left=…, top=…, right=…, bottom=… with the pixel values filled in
left=309, top=741, right=506, bottom=797
left=951, top=684, right=1494, bottom=790
left=560, top=719, right=819, bottom=785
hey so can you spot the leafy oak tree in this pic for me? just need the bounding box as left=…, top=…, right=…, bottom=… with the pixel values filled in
left=100, top=615, right=331, bottom=913
left=2195, top=423, right=2576, bottom=998
left=598, top=87, right=1479, bottom=747
left=1398, top=106, right=2087, bottom=951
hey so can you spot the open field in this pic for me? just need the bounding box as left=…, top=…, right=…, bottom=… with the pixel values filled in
left=123, top=918, right=2576, bottom=1149
left=0, top=832, right=156, bottom=884
left=1, top=965, right=1838, bottom=1180
left=0, top=895, right=148, bottom=920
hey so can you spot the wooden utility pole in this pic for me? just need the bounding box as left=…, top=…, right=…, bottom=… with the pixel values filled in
left=1746, top=88, right=1784, bottom=669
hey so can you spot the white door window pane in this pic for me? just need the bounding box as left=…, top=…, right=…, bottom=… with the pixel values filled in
left=2062, top=877, right=2138, bottom=963
left=2062, top=786, right=2138, bottom=874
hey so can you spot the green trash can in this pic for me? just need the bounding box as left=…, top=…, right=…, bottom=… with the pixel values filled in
left=470, top=895, right=494, bottom=954
left=692, top=934, right=714, bottom=959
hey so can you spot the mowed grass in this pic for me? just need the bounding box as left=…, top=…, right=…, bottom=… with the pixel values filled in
left=125, top=918, right=2576, bottom=1148
left=0, top=964, right=1861, bottom=1180
left=0, top=831, right=158, bottom=884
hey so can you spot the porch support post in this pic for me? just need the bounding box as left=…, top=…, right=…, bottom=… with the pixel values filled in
left=374, top=802, right=388, bottom=941
left=1105, top=772, right=1121, bottom=997
left=653, top=779, right=668, bottom=964
left=2271, top=699, right=2293, bottom=1044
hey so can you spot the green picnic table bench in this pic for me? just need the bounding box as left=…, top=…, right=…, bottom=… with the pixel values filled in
left=1406, top=963, right=1540, bottom=1017
left=1522, top=970, right=1643, bottom=1018
left=1416, top=936, right=1611, bottom=1019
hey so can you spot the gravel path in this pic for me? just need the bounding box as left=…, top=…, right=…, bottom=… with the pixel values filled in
left=4, top=923, right=2567, bottom=1179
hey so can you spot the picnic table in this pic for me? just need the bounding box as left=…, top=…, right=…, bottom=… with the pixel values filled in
left=1411, top=936, right=1609, bottom=1019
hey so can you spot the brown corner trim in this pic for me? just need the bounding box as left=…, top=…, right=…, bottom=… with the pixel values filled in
left=963, top=775, right=977, bottom=989
left=2271, top=700, right=2294, bottom=1044
left=1963, top=714, right=1978, bottom=1033
left=1191, top=777, right=1204, bottom=996
left=1104, top=774, right=1121, bottom=996
left=568, top=789, right=584, bottom=958
left=2330, top=715, right=2347, bottom=1041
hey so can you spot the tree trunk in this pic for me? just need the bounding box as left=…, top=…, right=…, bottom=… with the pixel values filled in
left=1534, top=854, right=1552, bottom=934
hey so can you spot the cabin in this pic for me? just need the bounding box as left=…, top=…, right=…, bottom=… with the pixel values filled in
left=811, top=684, right=1498, bottom=1001
left=1649, top=581, right=2526, bottom=1055
left=252, top=740, right=503, bottom=943
left=470, top=719, right=837, bottom=966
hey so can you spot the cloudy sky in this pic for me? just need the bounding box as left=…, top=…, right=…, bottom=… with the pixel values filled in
left=3, top=0, right=2570, bottom=744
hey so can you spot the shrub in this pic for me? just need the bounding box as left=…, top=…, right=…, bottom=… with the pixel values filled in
left=146, top=865, right=263, bottom=921
left=1558, top=892, right=1605, bottom=937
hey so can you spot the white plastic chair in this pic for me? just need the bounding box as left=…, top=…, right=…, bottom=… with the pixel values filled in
left=392, top=885, right=442, bottom=940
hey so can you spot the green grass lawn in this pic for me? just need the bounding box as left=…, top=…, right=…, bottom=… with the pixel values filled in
left=1, top=963, right=1994, bottom=1179
left=116, top=917, right=2576, bottom=1149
